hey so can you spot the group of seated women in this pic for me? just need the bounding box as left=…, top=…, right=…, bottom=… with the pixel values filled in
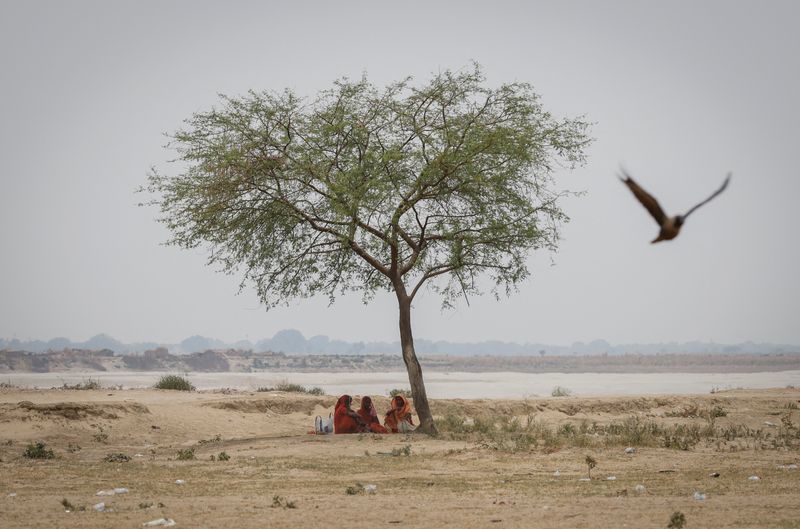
left=333, top=394, right=415, bottom=434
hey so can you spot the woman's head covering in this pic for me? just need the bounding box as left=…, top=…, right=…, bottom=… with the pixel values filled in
left=360, top=396, right=378, bottom=419
left=336, top=394, right=352, bottom=411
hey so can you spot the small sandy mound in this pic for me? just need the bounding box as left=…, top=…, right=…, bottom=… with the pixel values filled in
left=203, top=394, right=337, bottom=415
left=0, top=400, right=150, bottom=421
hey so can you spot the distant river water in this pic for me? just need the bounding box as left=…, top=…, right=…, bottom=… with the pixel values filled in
left=4, top=370, right=799, bottom=398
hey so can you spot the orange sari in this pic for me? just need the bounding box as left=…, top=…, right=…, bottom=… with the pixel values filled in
left=384, top=395, right=415, bottom=433
left=357, top=396, right=388, bottom=434
left=334, top=395, right=367, bottom=434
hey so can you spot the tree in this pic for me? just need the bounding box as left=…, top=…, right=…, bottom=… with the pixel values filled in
left=144, top=64, right=591, bottom=433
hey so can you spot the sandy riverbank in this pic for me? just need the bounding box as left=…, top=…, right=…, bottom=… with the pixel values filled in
left=1, top=386, right=798, bottom=528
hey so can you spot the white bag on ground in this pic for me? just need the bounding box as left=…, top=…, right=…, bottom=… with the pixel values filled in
left=315, top=413, right=334, bottom=434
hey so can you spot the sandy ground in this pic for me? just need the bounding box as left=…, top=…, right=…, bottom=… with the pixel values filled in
left=0, top=387, right=798, bottom=528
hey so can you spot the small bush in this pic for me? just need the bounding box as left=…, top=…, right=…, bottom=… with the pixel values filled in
left=217, top=451, right=230, bottom=461
left=176, top=448, right=195, bottom=460
left=104, top=452, right=131, bottom=462
left=257, top=382, right=324, bottom=395
left=345, top=484, right=362, bottom=495
left=391, top=445, right=412, bottom=457
left=668, top=511, right=686, bottom=529
left=61, top=498, right=75, bottom=511
left=389, top=388, right=411, bottom=398
left=272, top=495, right=297, bottom=509
left=139, top=502, right=153, bottom=509
left=154, top=375, right=195, bottom=391
left=24, top=441, right=54, bottom=459
left=61, top=379, right=101, bottom=390
left=551, top=386, right=572, bottom=397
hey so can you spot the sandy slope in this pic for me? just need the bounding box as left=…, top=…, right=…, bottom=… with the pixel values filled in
left=0, top=387, right=798, bottom=528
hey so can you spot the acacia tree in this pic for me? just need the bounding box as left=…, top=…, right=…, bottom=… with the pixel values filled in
left=145, top=65, right=590, bottom=434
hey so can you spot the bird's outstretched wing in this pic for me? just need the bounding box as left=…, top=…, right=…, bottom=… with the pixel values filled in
left=619, top=169, right=667, bottom=225
left=682, top=173, right=732, bottom=219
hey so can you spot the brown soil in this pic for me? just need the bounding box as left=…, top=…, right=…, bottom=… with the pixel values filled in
left=0, top=387, right=798, bottom=528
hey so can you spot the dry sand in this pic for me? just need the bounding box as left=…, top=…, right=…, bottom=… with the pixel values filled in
left=1, top=386, right=798, bottom=528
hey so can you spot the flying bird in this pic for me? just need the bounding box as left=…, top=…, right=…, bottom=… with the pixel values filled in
left=619, top=169, right=731, bottom=243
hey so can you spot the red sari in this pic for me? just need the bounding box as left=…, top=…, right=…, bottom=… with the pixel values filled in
left=384, top=395, right=415, bottom=433
left=357, top=396, right=388, bottom=434
left=334, top=395, right=367, bottom=434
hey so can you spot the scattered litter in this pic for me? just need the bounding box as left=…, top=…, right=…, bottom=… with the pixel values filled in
left=143, top=518, right=176, bottom=527
left=93, top=502, right=106, bottom=512
left=693, top=492, right=706, bottom=501
left=578, top=477, right=591, bottom=482
left=764, top=421, right=777, bottom=427
left=777, top=464, right=798, bottom=470
left=174, top=480, right=186, bottom=485
left=8, top=492, right=17, bottom=497
left=606, top=476, right=617, bottom=481
left=553, top=470, right=560, bottom=477
left=748, top=475, right=760, bottom=481
left=634, top=484, right=646, bottom=494
left=624, top=447, right=636, bottom=454
left=709, top=472, right=720, bottom=478
left=134, top=454, right=144, bottom=458
left=363, top=484, right=377, bottom=494
left=96, top=487, right=129, bottom=496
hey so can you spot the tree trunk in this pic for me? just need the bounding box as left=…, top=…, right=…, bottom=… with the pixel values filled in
left=395, top=287, right=437, bottom=435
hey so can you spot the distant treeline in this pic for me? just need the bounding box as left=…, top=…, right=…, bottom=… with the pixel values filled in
left=1, top=348, right=799, bottom=374
left=1, top=330, right=798, bottom=356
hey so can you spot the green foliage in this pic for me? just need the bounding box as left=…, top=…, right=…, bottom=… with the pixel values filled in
left=176, top=448, right=195, bottom=460
left=257, top=383, right=324, bottom=395
left=60, top=379, right=101, bottom=390
left=104, top=452, right=131, bottom=462
left=389, top=388, right=411, bottom=398
left=391, top=444, right=412, bottom=457
left=24, top=441, right=54, bottom=459
left=217, top=451, right=230, bottom=461
left=551, top=386, right=572, bottom=397
left=154, top=375, right=195, bottom=391
left=61, top=498, right=75, bottom=511
left=668, top=511, right=686, bottom=529
left=144, top=64, right=591, bottom=310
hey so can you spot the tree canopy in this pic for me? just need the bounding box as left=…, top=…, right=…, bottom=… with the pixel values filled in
left=146, top=65, right=591, bottom=309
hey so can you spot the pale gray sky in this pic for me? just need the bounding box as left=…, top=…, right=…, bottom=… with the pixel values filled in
left=1, top=0, right=799, bottom=346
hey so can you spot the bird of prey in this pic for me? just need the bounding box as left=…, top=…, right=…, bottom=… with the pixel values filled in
left=619, top=169, right=731, bottom=243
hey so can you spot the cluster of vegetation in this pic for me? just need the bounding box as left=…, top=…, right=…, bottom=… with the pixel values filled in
left=257, top=382, right=324, bottom=395
left=176, top=448, right=195, bottom=460
left=391, top=444, right=412, bottom=457
left=271, top=495, right=297, bottom=509
left=59, top=379, right=102, bottom=390
left=210, top=451, right=230, bottom=462
left=435, top=412, right=800, bottom=453
left=60, top=498, right=85, bottom=512
left=24, top=441, right=55, bottom=459
left=551, top=386, right=572, bottom=397
left=665, top=404, right=727, bottom=419
left=104, top=452, right=130, bottom=462
left=389, top=388, right=411, bottom=398
left=154, top=374, right=195, bottom=391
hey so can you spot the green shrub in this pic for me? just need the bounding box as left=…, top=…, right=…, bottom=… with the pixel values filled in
left=389, top=388, right=411, bottom=398
left=257, top=382, right=324, bottom=395
left=60, top=379, right=101, bottom=390
left=24, top=441, right=55, bottom=459
left=217, top=451, right=230, bottom=461
left=551, top=386, right=572, bottom=397
left=176, top=448, right=195, bottom=460
left=154, top=375, right=195, bottom=391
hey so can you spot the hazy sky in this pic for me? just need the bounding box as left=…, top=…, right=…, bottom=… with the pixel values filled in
left=2, top=1, right=799, bottom=346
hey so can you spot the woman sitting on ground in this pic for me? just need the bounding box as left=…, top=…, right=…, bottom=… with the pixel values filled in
left=357, top=396, right=388, bottom=434
left=384, top=395, right=415, bottom=433
left=334, top=394, right=368, bottom=434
